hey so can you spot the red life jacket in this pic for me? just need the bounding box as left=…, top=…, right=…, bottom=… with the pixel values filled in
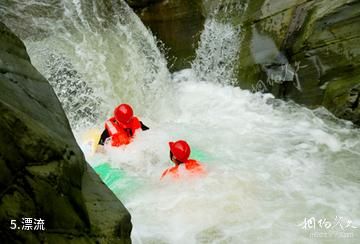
left=105, top=116, right=141, bottom=147
left=161, top=159, right=206, bottom=180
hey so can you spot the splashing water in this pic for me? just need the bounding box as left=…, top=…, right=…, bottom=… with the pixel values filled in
left=1, top=0, right=171, bottom=129
left=2, top=1, right=360, bottom=243
left=192, top=1, right=245, bottom=85
left=99, top=76, right=360, bottom=244
left=191, top=19, right=241, bottom=85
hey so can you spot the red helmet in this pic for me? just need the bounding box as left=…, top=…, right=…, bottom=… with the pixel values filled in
left=114, top=104, right=133, bottom=124
left=169, top=140, right=191, bottom=163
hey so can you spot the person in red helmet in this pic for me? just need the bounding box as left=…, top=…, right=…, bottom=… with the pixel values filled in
left=161, top=140, right=206, bottom=180
left=98, top=103, right=149, bottom=147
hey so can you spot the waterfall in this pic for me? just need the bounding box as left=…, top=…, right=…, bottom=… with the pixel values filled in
left=0, top=0, right=170, bottom=129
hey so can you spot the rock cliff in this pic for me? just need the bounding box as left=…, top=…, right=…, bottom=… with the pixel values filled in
left=0, top=22, right=132, bottom=243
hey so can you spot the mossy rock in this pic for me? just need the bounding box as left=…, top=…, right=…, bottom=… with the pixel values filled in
left=0, top=22, right=131, bottom=243
left=226, top=0, right=360, bottom=124
left=323, top=71, right=360, bottom=125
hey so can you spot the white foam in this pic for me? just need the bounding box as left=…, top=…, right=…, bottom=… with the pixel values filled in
left=83, top=79, right=360, bottom=244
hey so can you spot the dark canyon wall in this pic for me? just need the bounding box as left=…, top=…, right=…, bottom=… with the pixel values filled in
left=0, top=22, right=132, bottom=243
left=127, top=0, right=205, bottom=71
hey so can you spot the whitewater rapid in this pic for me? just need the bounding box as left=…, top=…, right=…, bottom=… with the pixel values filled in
left=82, top=69, right=360, bottom=243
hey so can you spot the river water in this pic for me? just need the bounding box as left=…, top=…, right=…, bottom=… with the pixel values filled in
left=1, top=0, right=359, bottom=243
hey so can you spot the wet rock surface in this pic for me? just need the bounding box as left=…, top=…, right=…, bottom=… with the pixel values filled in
left=0, top=22, right=132, bottom=243
left=127, top=0, right=205, bottom=71
left=234, top=0, right=360, bottom=125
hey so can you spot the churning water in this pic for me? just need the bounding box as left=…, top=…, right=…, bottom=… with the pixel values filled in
left=1, top=0, right=359, bottom=243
